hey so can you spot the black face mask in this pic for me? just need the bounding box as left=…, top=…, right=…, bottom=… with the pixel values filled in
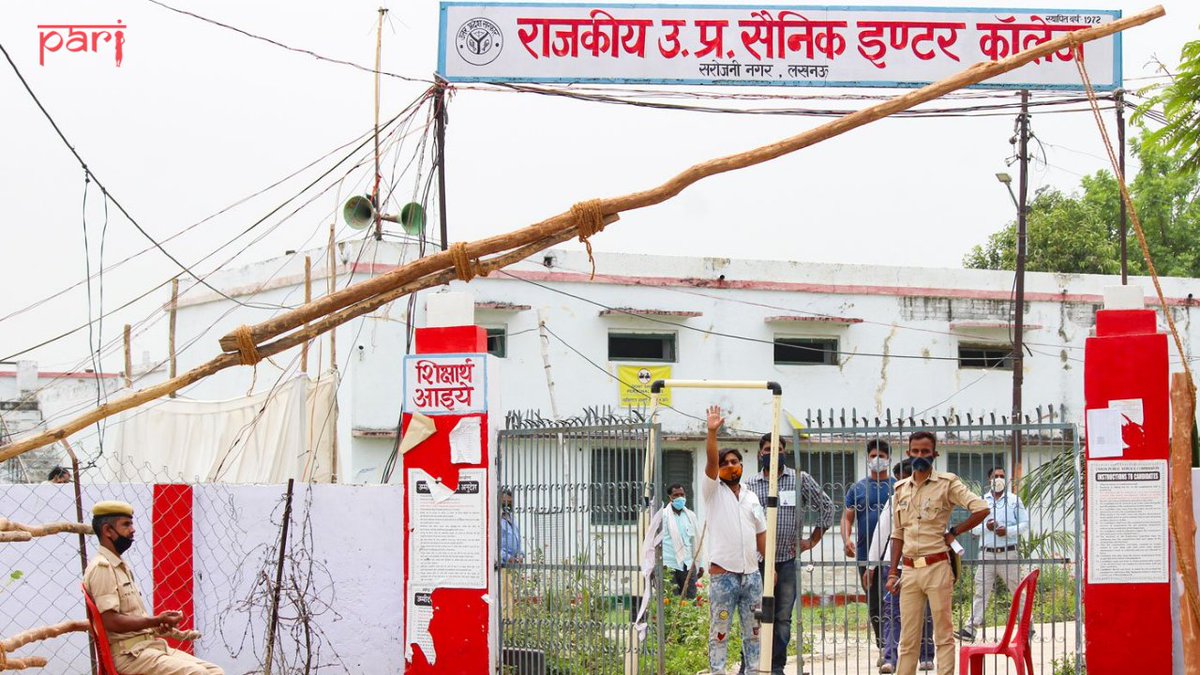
left=911, top=457, right=933, bottom=473
left=114, top=535, right=134, bottom=555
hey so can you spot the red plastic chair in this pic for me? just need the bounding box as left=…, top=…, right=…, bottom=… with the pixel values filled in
left=82, top=584, right=125, bottom=675
left=958, top=568, right=1040, bottom=675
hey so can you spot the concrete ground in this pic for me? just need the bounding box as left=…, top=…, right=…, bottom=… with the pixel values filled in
left=783, top=621, right=1080, bottom=675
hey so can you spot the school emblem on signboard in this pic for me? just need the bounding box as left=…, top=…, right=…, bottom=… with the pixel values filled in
left=455, top=17, right=503, bottom=66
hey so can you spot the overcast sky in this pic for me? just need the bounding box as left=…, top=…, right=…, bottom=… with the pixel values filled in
left=1, top=0, right=1197, bottom=373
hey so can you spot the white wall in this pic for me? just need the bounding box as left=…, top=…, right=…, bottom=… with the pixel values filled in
left=0, top=483, right=404, bottom=674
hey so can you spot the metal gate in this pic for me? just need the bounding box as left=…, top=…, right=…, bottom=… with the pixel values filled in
left=498, top=412, right=663, bottom=675
left=793, top=416, right=1083, bottom=675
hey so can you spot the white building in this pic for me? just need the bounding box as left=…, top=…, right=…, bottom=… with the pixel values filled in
left=158, top=239, right=1197, bottom=484
left=0, top=361, right=124, bottom=482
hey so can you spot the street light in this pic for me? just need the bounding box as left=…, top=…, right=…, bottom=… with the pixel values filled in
left=995, top=172, right=1019, bottom=209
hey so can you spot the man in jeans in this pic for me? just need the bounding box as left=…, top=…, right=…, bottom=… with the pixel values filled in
left=702, top=405, right=767, bottom=674
left=748, top=432, right=835, bottom=675
left=842, top=439, right=896, bottom=662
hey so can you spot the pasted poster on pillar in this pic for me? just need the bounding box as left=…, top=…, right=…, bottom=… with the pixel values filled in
left=1086, top=459, right=1168, bottom=584
left=408, top=468, right=487, bottom=588
left=617, top=365, right=671, bottom=407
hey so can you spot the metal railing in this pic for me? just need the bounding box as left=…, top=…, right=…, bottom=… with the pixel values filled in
left=498, top=419, right=663, bottom=675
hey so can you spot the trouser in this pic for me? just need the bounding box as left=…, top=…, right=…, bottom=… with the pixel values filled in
left=881, top=565, right=933, bottom=666
left=865, top=565, right=885, bottom=649
left=708, top=570, right=762, bottom=675
left=968, top=547, right=1024, bottom=630
left=114, top=638, right=224, bottom=675
left=501, top=568, right=516, bottom=621
left=758, top=559, right=798, bottom=675
left=897, top=560, right=954, bottom=675
left=668, top=567, right=698, bottom=599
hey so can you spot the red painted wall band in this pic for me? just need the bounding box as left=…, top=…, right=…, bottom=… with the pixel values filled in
left=152, top=484, right=195, bottom=654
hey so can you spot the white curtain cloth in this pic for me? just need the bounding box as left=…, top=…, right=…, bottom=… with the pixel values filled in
left=108, top=373, right=337, bottom=483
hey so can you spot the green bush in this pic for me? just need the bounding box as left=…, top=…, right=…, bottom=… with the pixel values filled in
left=1051, top=654, right=1086, bottom=675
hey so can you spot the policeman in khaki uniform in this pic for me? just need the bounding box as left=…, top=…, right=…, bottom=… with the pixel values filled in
left=885, top=433, right=989, bottom=675
left=84, top=501, right=223, bottom=675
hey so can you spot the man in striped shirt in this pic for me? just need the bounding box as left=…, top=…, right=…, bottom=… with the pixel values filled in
left=748, top=433, right=836, bottom=675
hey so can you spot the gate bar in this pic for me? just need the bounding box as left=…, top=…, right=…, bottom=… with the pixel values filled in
left=648, top=379, right=783, bottom=675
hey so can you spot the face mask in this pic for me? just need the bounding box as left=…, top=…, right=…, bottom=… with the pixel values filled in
left=719, top=465, right=742, bottom=483
left=671, top=497, right=686, bottom=511
left=867, top=457, right=889, bottom=473
left=114, top=535, right=134, bottom=555
left=911, top=457, right=933, bottom=473
left=991, top=477, right=1007, bottom=493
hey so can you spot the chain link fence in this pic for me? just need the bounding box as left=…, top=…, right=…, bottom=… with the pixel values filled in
left=0, top=447, right=369, bottom=674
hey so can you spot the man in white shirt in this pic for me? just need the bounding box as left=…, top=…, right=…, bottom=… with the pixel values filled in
left=956, top=466, right=1029, bottom=642
left=702, top=405, right=767, bottom=675
left=661, top=483, right=702, bottom=598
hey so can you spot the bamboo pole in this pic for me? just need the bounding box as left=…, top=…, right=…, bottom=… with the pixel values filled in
left=216, top=6, right=1165, bottom=355
left=301, top=256, right=312, bottom=374
left=168, top=278, right=178, bottom=398
left=122, top=325, right=132, bottom=388
left=0, top=7, right=1166, bottom=463
left=1170, top=372, right=1200, bottom=674
left=328, top=226, right=338, bottom=482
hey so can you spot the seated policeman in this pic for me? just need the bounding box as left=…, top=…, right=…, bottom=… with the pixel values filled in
left=84, top=501, right=223, bottom=675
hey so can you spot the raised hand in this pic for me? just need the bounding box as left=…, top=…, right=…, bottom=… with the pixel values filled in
left=706, top=405, right=724, bottom=432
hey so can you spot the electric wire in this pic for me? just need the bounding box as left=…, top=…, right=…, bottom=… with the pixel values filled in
left=144, top=0, right=432, bottom=84
left=0, top=40, right=293, bottom=311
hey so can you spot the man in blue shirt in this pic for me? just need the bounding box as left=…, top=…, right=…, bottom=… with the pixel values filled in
left=956, top=466, right=1028, bottom=642
left=500, top=488, right=523, bottom=622
left=841, top=439, right=896, bottom=656
left=661, top=483, right=702, bottom=598
left=500, top=488, right=523, bottom=566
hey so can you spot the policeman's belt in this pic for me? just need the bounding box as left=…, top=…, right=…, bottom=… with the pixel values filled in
left=902, top=552, right=950, bottom=568
left=112, top=634, right=155, bottom=653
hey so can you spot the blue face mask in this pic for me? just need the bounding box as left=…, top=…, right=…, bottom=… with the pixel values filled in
left=671, top=497, right=686, bottom=511
left=911, top=457, right=933, bottom=473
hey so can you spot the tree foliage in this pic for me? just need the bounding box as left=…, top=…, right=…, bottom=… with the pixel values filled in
left=963, top=135, right=1200, bottom=276
left=1135, top=38, right=1200, bottom=175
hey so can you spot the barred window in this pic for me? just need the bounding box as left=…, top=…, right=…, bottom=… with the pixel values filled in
left=590, top=447, right=644, bottom=525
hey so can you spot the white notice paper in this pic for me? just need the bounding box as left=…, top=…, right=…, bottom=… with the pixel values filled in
left=405, top=586, right=437, bottom=664
left=1108, top=398, right=1145, bottom=426
left=449, top=417, right=482, bottom=465
left=408, top=468, right=486, bottom=588
left=1087, top=459, right=1169, bottom=584
left=1086, top=407, right=1125, bottom=458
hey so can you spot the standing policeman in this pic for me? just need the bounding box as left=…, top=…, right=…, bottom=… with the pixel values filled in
left=885, top=432, right=989, bottom=675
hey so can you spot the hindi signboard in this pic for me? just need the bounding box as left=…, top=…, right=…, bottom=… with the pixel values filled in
left=438, top=3, right=1121, bottom=90
left=404, top=354, right=486, bottom=415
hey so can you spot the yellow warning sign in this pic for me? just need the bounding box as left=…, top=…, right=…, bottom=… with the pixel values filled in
left=618, top=365, right=672, bottom=407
